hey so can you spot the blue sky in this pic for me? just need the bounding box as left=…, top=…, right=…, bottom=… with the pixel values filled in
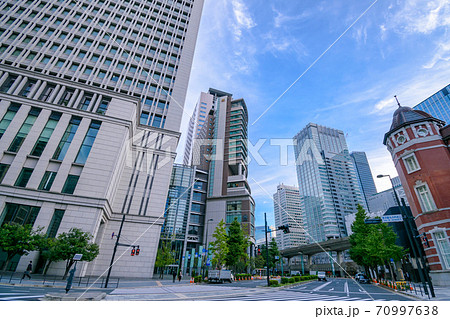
left=175, top=0, right=450, bottom=226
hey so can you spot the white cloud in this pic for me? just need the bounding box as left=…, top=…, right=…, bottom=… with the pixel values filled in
left=423, top=41, right=450, bottom=69
left=388, top=0, right=450, bottom=35
left=231, top=0, right=256, bottom=41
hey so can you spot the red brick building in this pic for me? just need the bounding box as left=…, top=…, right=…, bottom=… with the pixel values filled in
left=384, top=106, right=450, bottom=285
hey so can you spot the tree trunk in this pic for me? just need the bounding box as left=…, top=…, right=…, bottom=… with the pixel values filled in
left=1, top=254, right=14, bottom=272
left=43, top=261, right=52, bottom=275
left=63, top=260, right=74, bottom=280
left=387, top=261, right=395, bottom=282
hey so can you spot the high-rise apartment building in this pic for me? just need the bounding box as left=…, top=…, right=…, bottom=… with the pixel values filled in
left=413, top=84, right=450, bottom=124
left=350, top=151, right=377, bottom=210
left=273, top=184, right=306, bottom=250
left=293, top=123, right=365, bottom=242
left=0, top=0, right=204, bottom=277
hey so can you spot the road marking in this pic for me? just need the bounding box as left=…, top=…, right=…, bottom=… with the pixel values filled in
left=328, top=288, right=334, bottom=291
left=0, top=295, right=44, bottom=301
left=156, top=281, right=162, bottom=287
left=344, top=282, right=349, bottom=297
left=0, top=293, right=28, bottom=295
left=312, top=281, right=332, bottom=292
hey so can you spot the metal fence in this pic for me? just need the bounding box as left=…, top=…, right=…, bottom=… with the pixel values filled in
left=0, top=271, right=120, bottom=288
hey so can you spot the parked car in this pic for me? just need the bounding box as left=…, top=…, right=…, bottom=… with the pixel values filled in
left=317, top=271, right=327, bottom=281
left=208, top=270, right=233, bottom=283
left=355, top=273, right=369, bottom=283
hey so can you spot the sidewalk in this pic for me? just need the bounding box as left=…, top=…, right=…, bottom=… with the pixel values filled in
left=376, top=282, right=450, bottom=301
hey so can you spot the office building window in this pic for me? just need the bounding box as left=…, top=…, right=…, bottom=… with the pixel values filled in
left=0, top=103, right=20, bottom=138
left=58, top=89, right=75, bottom=106
left=75, top=120, right=101, bottom=164
left=31, top=112, right=61, bottom=157
left=53, top=116, right=82, bottom=161
left=415, top=183, right=437, bottom=213
left=140, top=112, right=149, bottom=125
left=38, top=171, right=57, bottom=191
left=14, top=167, right=34, bottom=187
left=0, top=164, right=10, bottom=183
left=38, top=84, right=56, bottom=102
left=61, top=175, right=80, bottom=194
left=0, top=203, right=40, bottom=226
left=96, top=98, right=110, bottom=114
left=403, top=154, right=420, bottom=173
left=78, top=95, right=93, bottom=110
left=0, top=75, right=18, bottom=93
left=433, top=230, right=450, bottom=269
left=8, top=107, right=41, bottom=153
left=19, top=80, right=37, bottom=97
left=46, top=209, right=65, bottom=238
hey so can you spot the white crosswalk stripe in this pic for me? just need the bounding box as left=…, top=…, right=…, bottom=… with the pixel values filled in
left=204, top=290, right=373, bottom=301
left=0, top=295, right=44, bottom=301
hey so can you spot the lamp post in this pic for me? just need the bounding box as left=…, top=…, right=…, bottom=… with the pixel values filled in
left=202, top=218, right=213, bottom=278
left=377, top=174, right=434, bottom=297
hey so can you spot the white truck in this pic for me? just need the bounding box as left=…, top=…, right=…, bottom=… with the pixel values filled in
left=208, top=270, right=234, bottom=283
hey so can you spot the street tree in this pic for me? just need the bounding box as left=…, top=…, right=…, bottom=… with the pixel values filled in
left=259, top=238, right=280, bottom=275
left=51, top=228, right=99, bottom=279
left=226, top=218, right=249, bottom=273
left=349, top=204, right=406, bottom=280
left=155, top=240, right=175, bottom=279
left=209, top=220, right=228, bottom=270
left=0, top=223, right=44, bottom=271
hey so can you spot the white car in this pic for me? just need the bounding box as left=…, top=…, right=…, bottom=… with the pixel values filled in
left=317, top=271, right=327, bottom=281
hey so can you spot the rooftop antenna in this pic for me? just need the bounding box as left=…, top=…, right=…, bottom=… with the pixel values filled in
left=394, top=95, right=401, bottom=108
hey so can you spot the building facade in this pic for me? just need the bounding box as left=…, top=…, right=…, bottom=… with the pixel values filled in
left=273, top=184, right=306, bottom=250
left=0, top=0, right=204, bottom=277
left=350, top=151, right=377, bottom=209
left=293, top=123, right=365, bottom=243
left=367, top=176, right=409, bottom=213
left=413, top=84, right=450, bottom=124
left=383, top=105, right=450, bottom=285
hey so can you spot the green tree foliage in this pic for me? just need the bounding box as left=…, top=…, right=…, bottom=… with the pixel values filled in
left=226, top=218, right=249, bottom=273
left=260, top=238, right=280, bottom=274
left=0, top=223, right=44, bottom=271
left=349, top=204, right=406, bottom=279
left=155, top=240, right=175, bottom=279
left=209, top=220, right=228, bottom=270
left=50, top=228, right=99, bottom=279
left=254, top=255, right=265, bottom=268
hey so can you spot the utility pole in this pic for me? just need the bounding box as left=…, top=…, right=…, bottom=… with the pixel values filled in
left=105, top=214, right=126, bottom=288
left=265, top=213, right=271, bottom=287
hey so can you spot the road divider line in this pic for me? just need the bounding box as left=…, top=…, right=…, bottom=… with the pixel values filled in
left=312, top=281, right=332, bottom=291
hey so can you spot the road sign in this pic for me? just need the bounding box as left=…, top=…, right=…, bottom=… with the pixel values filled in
left=364, top=219, right=381, bottom=224
left=382, top=215, right=404, bottom=223
left=73, top=254, right=83, bottom=261
left=195, top=253, right=198, bottom=258
left=188, top=254, right=191, bottom=259
left=202, top=248, right=206, bottom=253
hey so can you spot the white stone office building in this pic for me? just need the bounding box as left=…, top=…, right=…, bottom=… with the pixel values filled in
left=273, top=184, right=306, bottom=250
left=0, top=0, right=204, bottom=278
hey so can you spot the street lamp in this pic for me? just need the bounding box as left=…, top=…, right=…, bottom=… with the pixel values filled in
left=202, top=218, right=213, bottom=278
left=377, top=174, right=435, bottom=297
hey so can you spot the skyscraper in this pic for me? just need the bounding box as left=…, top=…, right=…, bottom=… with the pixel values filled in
left=413, top=84, right=450, bottom=124
left=293, top=123, right=365, bottom=242
left=0, top=0, right=204, bottom=277
left=350, top=151, right=377, bottom=210
left=187, top=89, right=255, bottom=247
left=273, top=184, right=306, bottom=250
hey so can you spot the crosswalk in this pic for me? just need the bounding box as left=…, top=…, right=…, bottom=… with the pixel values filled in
left=0, top=292, right=44, bottom=301
left=203, top=290, right=376, bottom=301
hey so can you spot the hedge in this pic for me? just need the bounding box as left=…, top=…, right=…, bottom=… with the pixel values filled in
left=269, top=280, right=279, bottom=287
left=281, top=277, right=289, bottom=284
left=288, top=277, right=295, bottom=283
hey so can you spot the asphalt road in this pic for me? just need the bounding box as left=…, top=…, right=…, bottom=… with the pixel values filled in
left=0, top=285, right=113, bottom=301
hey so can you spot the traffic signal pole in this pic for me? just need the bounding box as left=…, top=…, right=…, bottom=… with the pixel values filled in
left=265, top=213, right=270, bottom=287
left=105, top=214, right=126, bottom=288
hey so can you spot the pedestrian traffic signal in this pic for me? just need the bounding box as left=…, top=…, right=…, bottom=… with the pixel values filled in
left=422, top=233, right=430, bottom=248
left=136, top=248, right=140, bottom=256
left=258, top=248, right=261, bottom=255
left=131, top=248, right=135, bottom=256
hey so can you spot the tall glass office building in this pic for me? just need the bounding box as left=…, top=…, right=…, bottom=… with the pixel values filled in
left=350, top=151, right=377, bottom=210
left=293, top=123, right=365, bottom=243
left=0, top=0, right=204, bottom=277
left=413, top=84, right=450, bottom=124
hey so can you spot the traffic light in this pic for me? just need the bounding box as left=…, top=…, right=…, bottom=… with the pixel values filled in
left=136, top=247, right=140, bottom=256
left=278, top=225, right=290, bottom=234
left=257, top=248, right=261, bottom=255
left=131, top=248, right=135, bottom=256
left=422, top=233, right=430, bottom=248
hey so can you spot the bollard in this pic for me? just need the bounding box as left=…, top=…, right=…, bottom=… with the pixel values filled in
left=116, top=278, right=120, bottom=288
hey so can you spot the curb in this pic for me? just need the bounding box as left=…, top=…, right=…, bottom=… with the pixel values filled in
left=44, top=292, right=107, bottom=301
left=375, top=283, right=423, bottom=300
